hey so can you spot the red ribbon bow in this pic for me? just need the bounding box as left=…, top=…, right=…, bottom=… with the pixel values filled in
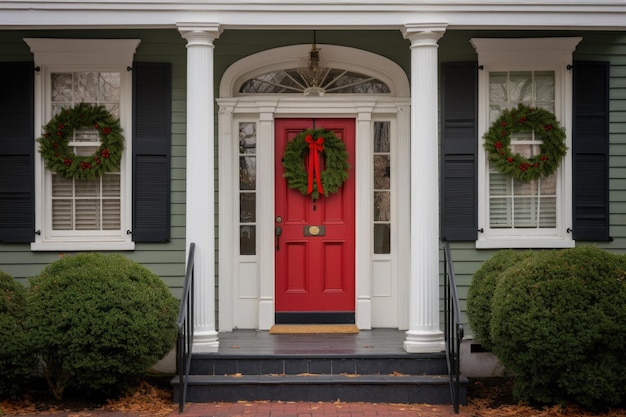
left=305, top=134, right=325, bottom=195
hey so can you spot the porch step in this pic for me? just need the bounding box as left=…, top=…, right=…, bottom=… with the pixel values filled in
left=173, top=374, right=457, bottom=403
left=172, top=353, right=467, bottom=404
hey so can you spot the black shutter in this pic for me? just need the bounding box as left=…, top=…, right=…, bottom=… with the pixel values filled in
left=572, top=61, right=610, bottom=241
left=0, top=62, right=35, bottom=243
left=132, top=62, right=172, bottom=242
left=441, top=62, right=478, bottom=241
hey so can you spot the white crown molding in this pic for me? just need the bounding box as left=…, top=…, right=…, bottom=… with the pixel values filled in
left=3, top=2, right=626, bottom=30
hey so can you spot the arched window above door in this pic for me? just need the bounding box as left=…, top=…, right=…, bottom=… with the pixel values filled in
left=239, top=67, right=390, bottom=96
left=220, top=44, right=409, bottom=98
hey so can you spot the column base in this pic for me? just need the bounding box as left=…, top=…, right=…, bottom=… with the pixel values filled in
left=403, top=329, right=445, bottom=353
left=193, top=330, right=219, bottom=353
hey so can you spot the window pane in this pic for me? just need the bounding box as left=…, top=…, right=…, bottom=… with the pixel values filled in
left=374, top=122, right=390, bottom=153
left=103, top=199, right=121, bottom=230
left=490, top=197, right=511, bottom=228
left=75, top=200, right=100, bottom=230
left=489, top=72, right=508, bottom=103
left=541, top=174, right=557, bottom=195
left=373, top=155, right=390, bottom=189
left=102, top=174, right=120, bottom=197
left=509, top=71, right=532, bottom=103
left=52, top=175, right=73, bottom=197
left=75, top=127, right=100, bottom=143
left=99, top=73, right=121, bottom=101
left=513, top=197, right=538, bottom=228
left=240, top=123, right=256, bottom=154
left=240, top=193, right=256, bottom=223
left=374, top=224, right=390, bottom=254
left=374, top=191, right=390, bottom=221
left=75, top=178, right=100, bottom=197
left=535, top=71, right=555, bottom=102
left=74, top=72, right=99, bottom=102
left=539, top=198, right=557, bottom=227
left=489, top=172, right=510, bottom=197
left=51, top=73, right=73, bottom=103
left=239, top=156, right=256, bottom=190
left=240, top=225, right=256, bottom=255
left=52, top=200, right=73, bottom=230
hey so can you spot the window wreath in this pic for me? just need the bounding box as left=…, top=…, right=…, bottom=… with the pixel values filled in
left=282, top=128, right=349, bottom=200
left=483, top=103, right=567, bottom=182
left=37, top=103, right=124, bottom=180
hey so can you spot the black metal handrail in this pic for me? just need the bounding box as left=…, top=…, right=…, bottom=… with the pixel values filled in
left=442, top=239, right=464, bottom=414
left=176, top=242, right=196, bottom=413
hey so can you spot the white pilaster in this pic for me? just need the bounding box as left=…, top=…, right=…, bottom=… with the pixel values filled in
left=178, top=22, right=222, bottom=353
left=402, top=24, right=447, bottom=353
left=355, top=102, right=375, bottom=330
left=257, top=103, right=278, bottom=330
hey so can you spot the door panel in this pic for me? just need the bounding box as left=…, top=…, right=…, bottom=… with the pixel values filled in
left=275, top=118, right=355, bottom=320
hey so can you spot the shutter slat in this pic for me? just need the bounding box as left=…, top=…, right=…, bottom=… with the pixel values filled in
left=441, top=62, right=478, bottom=241
left=132, top=62, right=171, bottom=242
left=573, top=61, right=610, bottom=241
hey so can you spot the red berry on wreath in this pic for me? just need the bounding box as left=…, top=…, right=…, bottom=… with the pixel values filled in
left=102, top=127, right=111, bottom=135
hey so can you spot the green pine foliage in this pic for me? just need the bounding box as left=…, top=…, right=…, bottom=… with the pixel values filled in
left=27, top=253, right=178, bottom=401
left=282, top=128, right=349, bottom=200
left=480, top=246, right=626, bottom=409
left=0, top=271, right=35, bottom=398
left=482, top=103, right=567, bottom=182
left=37, top=103, right=124, bottom=180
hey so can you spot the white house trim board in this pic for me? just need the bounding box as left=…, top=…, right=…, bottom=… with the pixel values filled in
left=4, top=2, right=626, bottom=30
left=217, top=44, right=412, bottom=333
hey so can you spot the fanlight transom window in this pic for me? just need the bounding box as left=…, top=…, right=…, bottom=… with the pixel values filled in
left=239, top=68, right=390, bottom=96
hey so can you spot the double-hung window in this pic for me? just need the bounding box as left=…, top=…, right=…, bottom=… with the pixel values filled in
left=472, top=38, right=581, bottom=248
left=26, top=39, right=140, bottom=251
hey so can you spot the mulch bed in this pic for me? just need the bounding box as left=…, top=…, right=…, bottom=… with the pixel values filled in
left=2, top=376, right=626, bottom=416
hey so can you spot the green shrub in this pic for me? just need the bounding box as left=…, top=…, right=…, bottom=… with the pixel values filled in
left=27, top=253, right=178, bottom=400
left=466, top=249, right=534, bottom=350
left=0, top=271, right=35, bottom=398
left=489, top=246, right=626, bottom=409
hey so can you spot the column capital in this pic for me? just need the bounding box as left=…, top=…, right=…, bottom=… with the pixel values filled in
left=402, top=23, right=447, bottom=46
left=177, top=22, right=223, bottom=45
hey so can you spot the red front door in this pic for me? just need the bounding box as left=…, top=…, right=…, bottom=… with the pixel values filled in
left=274, top=118, right=355, bottom=323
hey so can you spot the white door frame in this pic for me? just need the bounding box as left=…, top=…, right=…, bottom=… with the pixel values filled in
left=217, top=44, right=411, bottom=331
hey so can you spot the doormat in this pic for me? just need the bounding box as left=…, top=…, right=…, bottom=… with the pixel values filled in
left=269, top=324, right=359, bottom=334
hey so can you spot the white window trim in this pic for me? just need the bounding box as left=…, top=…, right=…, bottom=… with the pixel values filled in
left=25, top=38, right=140, bottom=251
left=472, top=37, right=581, bottom=249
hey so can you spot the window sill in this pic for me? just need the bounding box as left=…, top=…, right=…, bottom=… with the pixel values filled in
left=31, top=240, right=135, bottom=252
left=476, top=237, right=575, bottom=250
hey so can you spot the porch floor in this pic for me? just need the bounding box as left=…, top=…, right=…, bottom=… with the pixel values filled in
left=213, top=328, right=415, bottom=356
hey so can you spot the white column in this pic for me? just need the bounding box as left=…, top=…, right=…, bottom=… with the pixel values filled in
left=178, top=23, right=222, bottom=353
left=402, top=23, right=447, bottom=353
